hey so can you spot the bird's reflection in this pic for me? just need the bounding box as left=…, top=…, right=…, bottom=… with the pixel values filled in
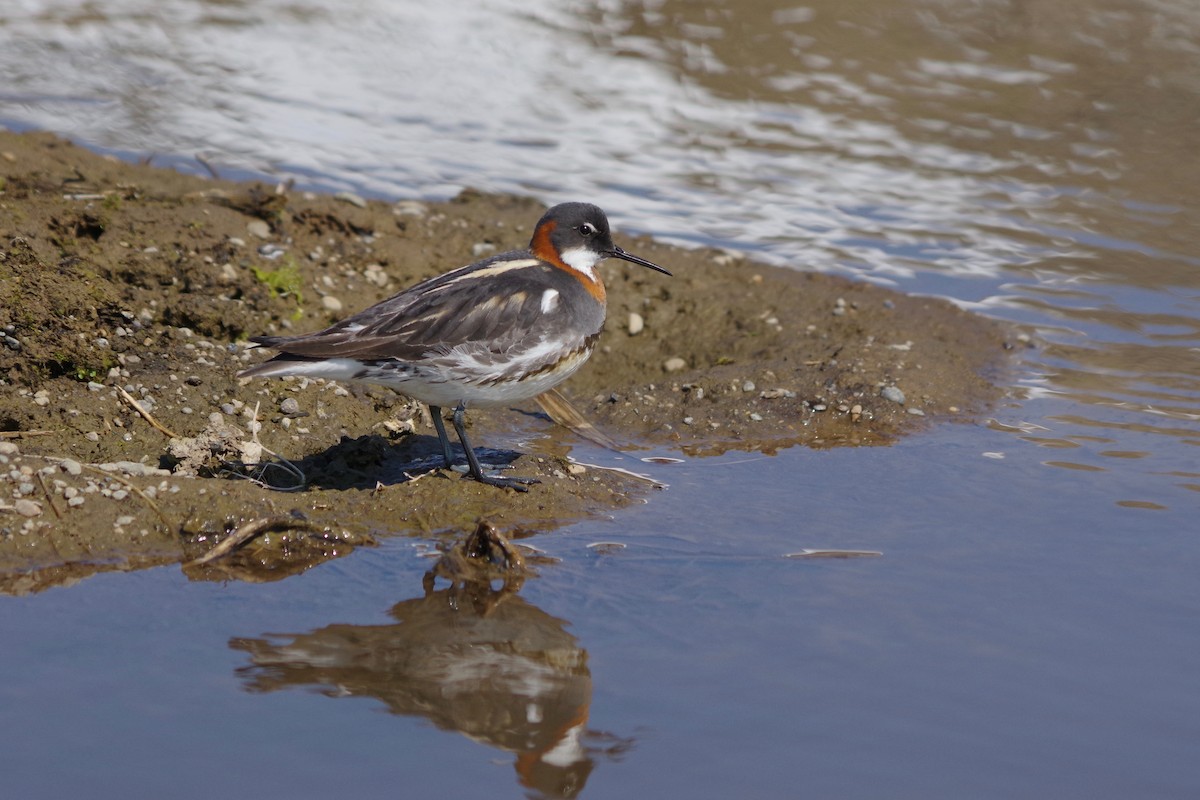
left=230, top=578, right=629, bottom=798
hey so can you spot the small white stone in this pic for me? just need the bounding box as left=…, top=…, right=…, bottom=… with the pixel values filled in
left=322, top=296, right=343, bottom=313
left=393, top=200, right=428, bottom=216
left=246, top=219, right=271, bottom=239
left=61, top=459, right=82, bottom=476
left=334, top=191, right=367, bottom=208
left=239, top=441, right=263, bottom=464
left=663, top=357, right=687, bottom=373
left=13, top=499, right=41, bottom=517
left=628, top=312, right=644, bottom=336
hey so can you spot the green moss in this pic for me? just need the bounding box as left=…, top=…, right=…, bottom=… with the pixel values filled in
left=252, top=255, right=305, bottom=320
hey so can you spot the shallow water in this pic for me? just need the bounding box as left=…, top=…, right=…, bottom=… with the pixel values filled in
left=3, top=0, right=1200, bottom=797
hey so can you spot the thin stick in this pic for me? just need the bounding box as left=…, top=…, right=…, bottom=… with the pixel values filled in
left=0, top=430, right=54, bottom=439
left=35, top=471, right=62, bottom=520
left=117, top=385, right=181, bottom=438
left=186, top=515, right=317, bottom=566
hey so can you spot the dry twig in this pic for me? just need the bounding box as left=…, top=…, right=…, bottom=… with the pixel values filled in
left=117, top=385, right=181, bottom=438
left=186, top=514, right=317, bottom=566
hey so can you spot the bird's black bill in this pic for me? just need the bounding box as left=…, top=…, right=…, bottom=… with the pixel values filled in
left=608, top=246, right=672, bottom=276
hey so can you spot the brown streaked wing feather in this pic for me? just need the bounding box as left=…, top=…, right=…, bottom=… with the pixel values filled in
left=257, top=259, right=565, bottom=361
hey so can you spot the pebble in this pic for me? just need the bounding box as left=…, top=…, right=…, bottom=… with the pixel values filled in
left=246, top=219, right=271, bottom=239
left=334, top=191, right=368, bottom=208
left=394, top=200, right=428, bottom=216
left=628, top=312, right=644, bottom=336
left=112, top=490, right=129, bottom=501
left=0, top=442, right=18, bottom=456
left=471, top=242, right=497, bottom=257
left=63, top=486, right=79, bottom=499
left=322, top=296, right=344, bottom=312
left=663, top=357, right=687, bottom=373
left=280, top=397, right=301, bottom=415
left=13, top=499, right=41, bottom=517
left=60, top=458, right=82, bottom=476
left=742, top=380, right=756, bottom=393
left=67, top=496, right=85, bottom=508
left=567, top=464, right=587, bottom=476
left=115, top=515, right=135, bottom=527
left=364, top=264, right=389, bottom=287
left=881, top=386, right=906, bottom=404
left=907, top=407, right=926, bottom=416
left=95, top=461, right=171, bottom=477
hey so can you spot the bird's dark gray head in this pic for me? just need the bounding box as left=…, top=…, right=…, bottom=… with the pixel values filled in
left=531, top=202, right=671, bottom=277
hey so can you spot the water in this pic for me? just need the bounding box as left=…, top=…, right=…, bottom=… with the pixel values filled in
left=2, top=0, right=1199, bottom=796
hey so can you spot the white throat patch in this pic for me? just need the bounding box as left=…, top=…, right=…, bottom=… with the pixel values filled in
left=558, top=246, right=602, bottom=280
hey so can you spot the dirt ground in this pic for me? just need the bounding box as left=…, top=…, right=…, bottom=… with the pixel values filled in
left=0, top=130, right=1017, bottom=593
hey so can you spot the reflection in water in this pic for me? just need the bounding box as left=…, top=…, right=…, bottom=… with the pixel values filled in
left=231, top=581, right=628, bottom=799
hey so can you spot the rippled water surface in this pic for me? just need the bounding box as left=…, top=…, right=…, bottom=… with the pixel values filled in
left=3, top=1, right=1199, bottom=797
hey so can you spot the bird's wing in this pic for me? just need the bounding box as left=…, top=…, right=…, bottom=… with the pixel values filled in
left=253, top=255, right=575, bottom=361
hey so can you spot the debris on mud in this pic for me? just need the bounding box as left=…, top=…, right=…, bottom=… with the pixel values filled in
left=0, top=129, right=1016, bottom=592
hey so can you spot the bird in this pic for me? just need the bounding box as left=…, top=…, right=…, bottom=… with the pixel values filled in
left=238, top=201, right=671, bottom=491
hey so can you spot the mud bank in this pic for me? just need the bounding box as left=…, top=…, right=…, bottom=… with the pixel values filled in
left=0, top=130, right=1015, bottom=593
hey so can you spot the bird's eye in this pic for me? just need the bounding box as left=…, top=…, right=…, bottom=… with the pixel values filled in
left=578, top=222, right=597, bottom=236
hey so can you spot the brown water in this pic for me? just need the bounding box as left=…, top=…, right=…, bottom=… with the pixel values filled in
left=3, top=1, right=1200, bottom=797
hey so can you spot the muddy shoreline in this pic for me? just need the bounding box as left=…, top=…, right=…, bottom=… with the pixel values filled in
left=0, top=130, right=1015, bottom=593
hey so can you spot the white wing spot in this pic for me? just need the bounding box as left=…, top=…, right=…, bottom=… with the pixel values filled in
left=540, top=289, right=560, bottom=314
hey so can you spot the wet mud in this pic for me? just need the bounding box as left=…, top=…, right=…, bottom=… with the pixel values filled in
left=0, top=130, right=1016, bottom=593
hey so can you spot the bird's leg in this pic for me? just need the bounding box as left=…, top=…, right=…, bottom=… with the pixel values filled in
left=451, top=402, right=538, bottom=491
left=428, top=405, right=456, bottom=469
